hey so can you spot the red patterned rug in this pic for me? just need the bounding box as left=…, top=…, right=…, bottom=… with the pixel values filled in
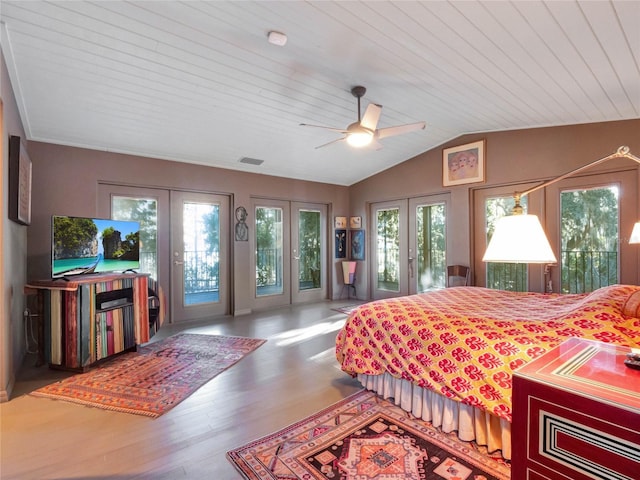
left=227, top=390, right=510, bottom=480
left=30, top=333, right=265, bottom=417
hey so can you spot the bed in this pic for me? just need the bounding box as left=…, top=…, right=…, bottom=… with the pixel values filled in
left=335, top=284, right=640, bottom=459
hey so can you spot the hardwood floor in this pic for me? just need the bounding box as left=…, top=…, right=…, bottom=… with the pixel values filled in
left=0, top=301, right=363, bottom=479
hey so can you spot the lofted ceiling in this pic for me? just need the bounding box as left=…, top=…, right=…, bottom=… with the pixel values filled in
left=1, top=1, right=638, bottom=186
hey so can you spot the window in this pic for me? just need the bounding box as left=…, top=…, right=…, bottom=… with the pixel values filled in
left=560, top=186, right=619, bottom=293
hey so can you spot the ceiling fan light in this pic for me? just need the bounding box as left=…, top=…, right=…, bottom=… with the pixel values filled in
left=347, top=131, right=373, bottom=147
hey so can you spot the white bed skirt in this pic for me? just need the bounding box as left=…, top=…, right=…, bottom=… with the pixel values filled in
left=357, top=373, right=512, bottom=460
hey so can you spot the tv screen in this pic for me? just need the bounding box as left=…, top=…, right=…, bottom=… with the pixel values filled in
left=52, top=215, right=140, bottom=278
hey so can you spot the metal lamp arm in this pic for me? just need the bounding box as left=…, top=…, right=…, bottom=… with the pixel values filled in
left=515, top=146, right=640, bottom=201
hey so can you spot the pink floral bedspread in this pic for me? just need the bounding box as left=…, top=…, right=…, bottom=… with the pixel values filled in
left=335, top=285, right=640, bottom=422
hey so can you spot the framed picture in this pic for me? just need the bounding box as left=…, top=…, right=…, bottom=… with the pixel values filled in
left=334, top=216, right=347, bottom=229
left=8, top=135, right=32, bottom=225
left=335, top=229, right=347, bottom=258
left=349, top=216, right=362, bottom=229
left=350, top=229, right=365, bottom=260
left=442, top=139, right=485, bottom=187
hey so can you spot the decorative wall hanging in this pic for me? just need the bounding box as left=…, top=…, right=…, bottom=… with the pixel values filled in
left=335, top=229, right=346, bottom=258
left=334, top=216, right=347, bottom=229
left=350, top=229, right=365, bottom=261
left=8, top=135, right=32, bottom=225
left=349, top=216, right=361, bottom=229
left=442, top=139, right=485, bottom=187
left=235, top=206, right=248, bottom=241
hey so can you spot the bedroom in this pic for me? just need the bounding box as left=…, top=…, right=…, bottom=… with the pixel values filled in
left=1, top=1, right=639, bottom=478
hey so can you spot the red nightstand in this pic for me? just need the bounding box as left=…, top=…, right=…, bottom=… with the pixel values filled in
left=512, top=337, right=640, bottom=480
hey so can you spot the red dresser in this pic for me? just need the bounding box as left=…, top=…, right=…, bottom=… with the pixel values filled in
left=512, top=337, right=640, bottom=479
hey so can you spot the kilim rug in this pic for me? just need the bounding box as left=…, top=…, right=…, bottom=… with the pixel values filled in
left=30, top=333, right=265, bottom=418
left=227, top=389, right=510, bottom=480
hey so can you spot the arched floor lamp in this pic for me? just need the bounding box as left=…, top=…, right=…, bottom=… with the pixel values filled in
left=483, top=146, right=640, bottom=274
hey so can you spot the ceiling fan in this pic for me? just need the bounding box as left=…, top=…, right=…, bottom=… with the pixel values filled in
left=300, top=86, right=426, bottom=149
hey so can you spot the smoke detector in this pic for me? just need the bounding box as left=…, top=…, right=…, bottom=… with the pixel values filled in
left=267, top=31, right=287, bottom=47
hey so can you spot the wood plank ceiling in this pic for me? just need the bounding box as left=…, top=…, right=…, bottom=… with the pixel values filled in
left=1, top=1, right=638, bottom=185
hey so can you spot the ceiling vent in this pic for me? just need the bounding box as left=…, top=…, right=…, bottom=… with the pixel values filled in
left=239, top=157, right=264, bottom=166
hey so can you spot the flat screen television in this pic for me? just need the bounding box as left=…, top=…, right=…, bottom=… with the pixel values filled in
left=52, top=215, right=140, bottom=278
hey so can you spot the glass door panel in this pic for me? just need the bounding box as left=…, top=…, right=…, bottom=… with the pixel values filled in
left=473, top=181, right=548, bottom=292
left=111, top=195, right=158, bottom=280
left=98, top=184, right=170, bottom=321
left=298, top=210, right=320, bottom=291
left=251, top=198, right=291, bottom=310
left=183, top=202, right=220, bottom=305
left=371, top=200, right=408, bottom=300
left=377, top=208, right=400, bottom=292
left=292, top=202, right=327, bottom=304
left=408, top=194, right=450, bottom=294
left=485, top=195, right=528, bottom=291
left=414, top=201, right=446, bottom=292
left=560, top=185, right=619, bottom=293
left=545, top=170, right=635, bottom=291
left=171, top=191, right=229, bottom=321
left=255, top=206, right=284, bottom=297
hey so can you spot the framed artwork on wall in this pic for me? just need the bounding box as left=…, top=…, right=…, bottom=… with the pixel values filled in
left=8, top=135, right=32, bottom=225
left=349, top=216, right=361, bottom=229
left=442, top=139, right=485, bottom=187
left=350, top=229, right=365, bottom=260
left=335, top=229, right=346, bottom=258
left=334, top=216, right=347, bottom=229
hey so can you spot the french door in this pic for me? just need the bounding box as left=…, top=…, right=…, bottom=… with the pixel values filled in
left=292, top=202, right=327, bottom=304
left=171, top=191, right=230, bottom=321
left=371, top=195, right=449, bottom=300
left=97, top=183, right=170, bottom=299
left=251, top=198, right=327, bottom=310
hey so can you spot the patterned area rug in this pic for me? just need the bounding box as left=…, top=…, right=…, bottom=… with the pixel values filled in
left=227, top=390, right=510, bottom=480
left=30, top=333, right=265, bottom=417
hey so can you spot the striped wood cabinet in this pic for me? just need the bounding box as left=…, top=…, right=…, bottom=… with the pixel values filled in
left=25, top=273, right=150, bottom=371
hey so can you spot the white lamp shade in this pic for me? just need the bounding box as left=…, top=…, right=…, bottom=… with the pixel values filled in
left=630, top=222, right=640, bottom=244
left=483, top=214, right=557, bottom=264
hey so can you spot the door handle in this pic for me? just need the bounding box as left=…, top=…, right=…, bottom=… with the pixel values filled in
left=174, top=260, right=184, bottom=265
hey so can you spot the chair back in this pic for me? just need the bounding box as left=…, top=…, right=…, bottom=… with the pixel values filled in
left=447, top=265, right=470, bottom=287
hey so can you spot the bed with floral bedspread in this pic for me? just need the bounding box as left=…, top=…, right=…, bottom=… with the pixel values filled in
left=335, top=284, right=640, bottom=457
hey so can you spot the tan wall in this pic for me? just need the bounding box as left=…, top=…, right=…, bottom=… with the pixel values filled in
left=350, top=119, right=640, bottom=296
left=24, top=142, right=350, bottom=317
left=1, top=51, right=28, bottom=401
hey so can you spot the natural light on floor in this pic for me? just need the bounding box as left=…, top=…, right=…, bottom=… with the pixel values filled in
left=270, top=317, right=345, bottom=347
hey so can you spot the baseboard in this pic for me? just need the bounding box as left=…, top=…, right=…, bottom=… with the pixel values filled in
left=0, top=374, right=15, bottom=403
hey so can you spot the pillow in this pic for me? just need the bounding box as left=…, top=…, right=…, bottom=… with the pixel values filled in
left=622, top=290, right=640, bottom=318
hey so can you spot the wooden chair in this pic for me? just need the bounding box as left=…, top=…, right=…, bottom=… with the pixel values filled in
left=446, top=265, right=470, bottom=287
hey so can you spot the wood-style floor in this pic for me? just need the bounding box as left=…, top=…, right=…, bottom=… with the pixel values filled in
left=0, top=301, right=363, bottom=479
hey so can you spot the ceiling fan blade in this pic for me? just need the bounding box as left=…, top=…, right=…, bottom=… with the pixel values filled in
left=300, top=123, right=349, bottom=134
left=315, top=137, right=346, bottom=149
left=376, top=121, right=426, bottom=139
left=360, top=103, right=382, bottom=131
